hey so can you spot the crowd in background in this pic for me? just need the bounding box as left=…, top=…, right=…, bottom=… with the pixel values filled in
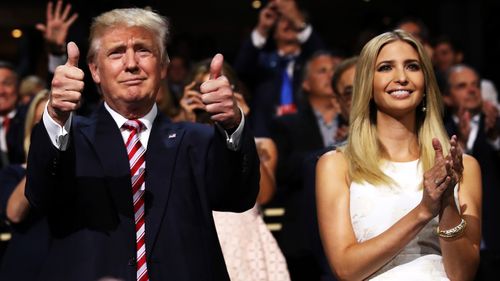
left=0, top=0, right=499, bottom=280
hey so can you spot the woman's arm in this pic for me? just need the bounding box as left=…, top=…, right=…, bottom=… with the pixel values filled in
left=6, top=176, right=30, bottom=224
left=440, top=154, right=481, bottom=281
left=317, top=150, right=443, bottom=280
left=255, top=137, right=277, bottom=205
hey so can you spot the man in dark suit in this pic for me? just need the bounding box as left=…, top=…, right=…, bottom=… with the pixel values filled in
left=25, top=8, right=259, bottom=281
left=233, top=0, right=324, bottom=137
left=269, top=51, right=338, bottom=281
left=0, top=61, right=27, bottom=262
left=442, top=64, right=500, bottom=281
left=0, top=62, right=26, bottom=170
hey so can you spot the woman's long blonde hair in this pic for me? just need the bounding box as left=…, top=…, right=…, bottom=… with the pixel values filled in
left=341, top=30, right=449, bottom=186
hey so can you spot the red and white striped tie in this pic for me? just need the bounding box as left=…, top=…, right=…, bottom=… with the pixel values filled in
left=123, top=120, right=149, bottom=281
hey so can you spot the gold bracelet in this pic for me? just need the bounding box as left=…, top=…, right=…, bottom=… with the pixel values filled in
left=436, top=218, right=467, bottom=238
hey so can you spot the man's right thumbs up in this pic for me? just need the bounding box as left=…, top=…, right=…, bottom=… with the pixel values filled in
left=48, top=41, right=84, bottom=126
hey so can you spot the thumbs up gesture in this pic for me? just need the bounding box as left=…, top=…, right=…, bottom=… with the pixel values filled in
left=199, top=54, right=242, bottom=130
left=48, top=41, right=84, bottom=126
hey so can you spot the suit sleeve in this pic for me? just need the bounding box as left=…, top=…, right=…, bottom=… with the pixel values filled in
left=207, top=121, right=260, bottom=212
left=25, top=121, right=76, bottom=214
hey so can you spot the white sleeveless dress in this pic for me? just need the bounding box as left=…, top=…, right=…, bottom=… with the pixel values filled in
left=350, top=159, right=455, bottom=280
left=213, top=205, right=291, bottom=281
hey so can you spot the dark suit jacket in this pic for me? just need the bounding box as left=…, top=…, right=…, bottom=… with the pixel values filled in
left=25, top=104, right=260, bottom=281
left=1, top=106, right=27, bottom=169
left=0, top=165, right=50, bottom=281
left=302, top=147, right=337, bottom=281
left=444, top=114, right=500, bottom=251
left=233, top=30, right=324, bottom=137
left=269, top=102, right=324, bottom=261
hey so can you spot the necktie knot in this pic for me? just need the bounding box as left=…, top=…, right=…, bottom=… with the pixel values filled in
left=122, top=119, right=144, bottom=133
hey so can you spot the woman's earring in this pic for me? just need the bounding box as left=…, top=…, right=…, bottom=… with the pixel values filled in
left=421, top=94, right=427, bottom=112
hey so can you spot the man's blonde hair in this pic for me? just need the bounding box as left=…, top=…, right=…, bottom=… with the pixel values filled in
left=87, top=8, right=169, bottom=64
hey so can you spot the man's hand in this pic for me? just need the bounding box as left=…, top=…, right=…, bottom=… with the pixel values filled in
left=483, top=100, right=499, bottom=140
left=36, top=0, right=78, bottom=54
left=256, top=1, right=278, bottom=37
left=275, top=0, right=306, bottom=30
left=49, top=42, right=84, bottom=126
left=200, top=54, right=242, bottom=130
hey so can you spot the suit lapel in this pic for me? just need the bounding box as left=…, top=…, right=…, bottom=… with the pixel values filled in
left=144, top=114, right=184, bottom=258
left=79, top=105, right=133, bottom=217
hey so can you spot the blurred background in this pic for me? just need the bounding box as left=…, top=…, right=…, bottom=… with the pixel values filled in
left=0, top=0, right=498, bottom=88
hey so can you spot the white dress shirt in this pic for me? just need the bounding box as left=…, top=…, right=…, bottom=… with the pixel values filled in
left=42, top=102, right=246, bottom=151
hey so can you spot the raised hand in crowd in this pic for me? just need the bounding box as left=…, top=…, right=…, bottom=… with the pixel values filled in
left=256, top=0, right=279, bottom=37
left=179, top=81, right=206, bottom=122
left=35, top=0, right=78, bottom=54
left=275, top=0, right=307, bottom=30
left=483, top=100, right=499, bottom=141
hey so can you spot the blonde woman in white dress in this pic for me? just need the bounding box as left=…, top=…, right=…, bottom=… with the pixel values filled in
left=316, top=30, right=481, bottom=281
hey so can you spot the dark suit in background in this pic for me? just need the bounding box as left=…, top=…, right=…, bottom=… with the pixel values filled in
left=270, top=102, right=326, bottom=280
left=233, top=31, right=324, bottom=137
left=1, top=106, right=27, bottom=170
left=302, top=147, right=337, bottom=281
left=0, top=165, right=49, bottom=281
left=444, top=114, right=500, bottom=281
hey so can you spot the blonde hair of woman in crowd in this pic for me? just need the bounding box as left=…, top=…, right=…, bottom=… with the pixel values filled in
left=317, top=30, right=481, bottom=281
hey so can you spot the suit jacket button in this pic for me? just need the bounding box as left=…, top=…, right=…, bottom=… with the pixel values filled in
left=128, top=257, right=136, bottom=266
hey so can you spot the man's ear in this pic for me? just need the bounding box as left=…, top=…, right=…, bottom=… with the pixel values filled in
left=302, top=80, right=310, bottom=92
left=442, top=95, right=453, bottom=107
left=161, top=63, right=167, bottom=80
left=88, top=62, right=101, bottom=84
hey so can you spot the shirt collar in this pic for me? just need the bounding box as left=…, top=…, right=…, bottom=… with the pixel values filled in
left=1, top=109, right=17, bottom=121
left=104, top=102, right=157, bottom=131
left=452, top=113, right=480, bottom=124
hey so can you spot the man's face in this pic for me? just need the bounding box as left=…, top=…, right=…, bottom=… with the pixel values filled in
left=398, top=22, right=423, bottom=42
left=274, top=17, right=299, bottom=44
left=448, top=67, right=482, bottom=112
left=336, top=65, right=356, bottom=119
left=0, top=68, right=18, bottom=115
left=433, top=42, right=457, bottom=73
left=302, top=55, right=335, bottom=98
left=88, top=26, right=166, bottom=117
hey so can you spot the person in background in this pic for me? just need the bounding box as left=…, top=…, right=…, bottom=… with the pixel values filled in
left=396, top=17, right=433, bottom=58
left=0, top=62, right=26, bottom=171
left=179, top=58, right=290, bottom=281
left=26, top=7, right=259, bottom=281
left=433, top=36, right=499, bottom=111
left=0, top=90, right=50, bottom=281
left=330, top=56, right=357, bottom=145
left=317, top=30, right=481, bottom=280
left=269, top=50, right=340, bottom=281
left=234, top=0, right=324, bottom=137
left=442, top=64, right=500, bottom=281
left=18, top=76, right=46, bottom=106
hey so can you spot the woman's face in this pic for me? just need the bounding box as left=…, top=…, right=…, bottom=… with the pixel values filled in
left=372, top=40, right=425, bottom=117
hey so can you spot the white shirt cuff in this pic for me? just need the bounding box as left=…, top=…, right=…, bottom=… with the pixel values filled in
left=487, top=136, right=500, bottom=151
left=217, top=107, right=245, bottom=151
left=48, top=54, right=67, bottom=73
left=297, top=24, right=312, bottom=43
left=42, top=101, right=72, bottom=151
left=251, top=29, right=267, bottom=49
